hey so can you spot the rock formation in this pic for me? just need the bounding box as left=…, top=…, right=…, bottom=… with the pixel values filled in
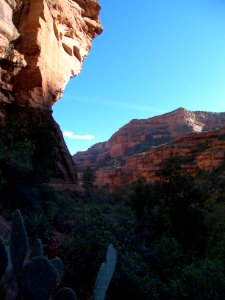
left=0, top=0, right=102, bottom=183
left=73, top=108, right=225, bottom=190
left=0, top=0, right=102, bottom=107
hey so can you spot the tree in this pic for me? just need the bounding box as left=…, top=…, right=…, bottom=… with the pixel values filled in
left=157, top=157, right=207, bottom=252
left=81, top=167, right=96, bottom=200
left=82, top=167, right=96, bottom=190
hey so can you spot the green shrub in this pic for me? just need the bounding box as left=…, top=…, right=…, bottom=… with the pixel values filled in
left=0, top=236, right=8, bottom=279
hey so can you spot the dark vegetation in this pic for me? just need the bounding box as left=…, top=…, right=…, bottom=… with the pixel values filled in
left=0, top=209, right=116, bottom=300
left=0, top=106, right=61, bottom=213
left=1, top=113, right=225, bottom=299
left=125, top=134, right=172, bottom=156
left=72, top=159, right=225, bottom=300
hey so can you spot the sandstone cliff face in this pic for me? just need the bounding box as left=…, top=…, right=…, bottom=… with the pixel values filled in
left=73, top=108, right=225, bottom=189
left=95, top=128, right=225, bottom=190
left=0, top=0, right=102, bottom=107
left=0, top=0, right=102, bottom=183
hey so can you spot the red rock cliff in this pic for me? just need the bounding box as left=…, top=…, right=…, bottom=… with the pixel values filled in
left=0, top=0, right=102, bottom=183
left=0, top=0, right=102, bottom=107
left=73, top=108, right=225, bottom=189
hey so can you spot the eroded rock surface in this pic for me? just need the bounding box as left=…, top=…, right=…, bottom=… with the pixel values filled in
left=0, top=0, right=102, bottom=184
left=73, top=108, right=225, bottom=189
left=94, top=128, right=225, bottom=190
left=0, top=0, right=102, bottom=107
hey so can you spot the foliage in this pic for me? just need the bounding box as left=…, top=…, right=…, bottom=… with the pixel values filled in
left=0, top=107, right=122, bottom=299
left=0, top=236, right=8, bottom=279
left=2, top=108, right=225, bottom=300
left=0, top=170, right=6, bottom=190
left=24, top=212, right=52, bottom=244
left=0, top=107, right=61, bottom=211
left=81, top=167, right=96, bottom=201
left=0, top=282, right=6, bottom=299
left=82, top=167, right=96, bottom=189
left=4, top=42, right=14, bottom=58
left=59, top=203, right=135, bottom=295
left=156, top=156, right=182, bottom=182
left=130, top=159, right=207, bottom=252
left=2, top=210, right=60, bottom=299
left=178, top=259, right=225, bottom=299
left=1, top=207, right=117, bottom=300
left=56, top=156, right=225, bottom=299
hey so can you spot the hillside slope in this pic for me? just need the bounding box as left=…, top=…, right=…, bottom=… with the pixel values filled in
left=73, top=108, right=225, bottom=189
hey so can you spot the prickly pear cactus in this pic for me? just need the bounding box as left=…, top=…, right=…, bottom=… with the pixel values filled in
left=10, top=209, right=28, bottom=274
left=29, top=238, right=43, bottom=260
left=0, top=236, right=8, bottom=279
left=93, top=244, right=117, bottom=300
left=17, top=256, right=58, bottom=300
left=50, top=257, right=64, bottom=282
left=53, top=287, right=78, bottom=300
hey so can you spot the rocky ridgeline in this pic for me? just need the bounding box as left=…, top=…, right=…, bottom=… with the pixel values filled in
left=73, top=108, right=225, bottom=190
left=0, top=0, right=102, bottom=184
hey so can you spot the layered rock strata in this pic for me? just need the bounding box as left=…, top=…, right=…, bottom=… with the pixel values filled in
left=95, top=128, right=225, bottom=190
left=0, top=0, right=102, bottom=183
left=74, top=108, right=225, bottom=189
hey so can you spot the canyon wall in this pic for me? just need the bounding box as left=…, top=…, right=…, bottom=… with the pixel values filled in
left=0, top=0, right=102, bottom=107
left=0, top=0, right=102, bottom=184
left=74, top=108, right=225, bottom=190
left=95, top=128, right=225, bottom=190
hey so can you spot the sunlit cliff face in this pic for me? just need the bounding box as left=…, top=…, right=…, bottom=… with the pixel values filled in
left=0, top=0, right=102, bottom=109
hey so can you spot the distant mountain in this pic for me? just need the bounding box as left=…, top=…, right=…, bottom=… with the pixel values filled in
left=73, top=108, right=225, bottom=190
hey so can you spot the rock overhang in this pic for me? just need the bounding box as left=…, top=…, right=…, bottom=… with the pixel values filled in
left=0, top=0, right=103, bottom=109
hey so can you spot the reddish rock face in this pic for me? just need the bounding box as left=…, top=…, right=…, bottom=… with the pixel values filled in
left=0, top=0, right=102, bottom=108
left=96, top=129, right=225, bottom=190
left=0, top=0, right=102, bottom=184
left=73, top=108, right=225, bottom=190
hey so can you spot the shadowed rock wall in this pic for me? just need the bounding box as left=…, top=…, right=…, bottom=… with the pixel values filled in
left=0, top=0, right=102, bottom=183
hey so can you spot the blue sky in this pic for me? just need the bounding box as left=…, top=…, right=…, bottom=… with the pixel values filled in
left=53, top=0, right=225, bottom=154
